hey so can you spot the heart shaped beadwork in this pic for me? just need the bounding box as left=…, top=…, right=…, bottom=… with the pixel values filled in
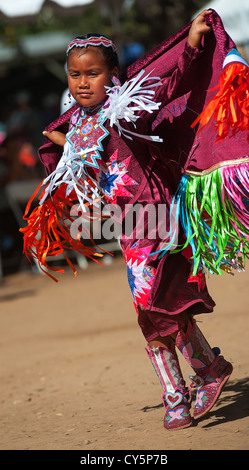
left=165, top=392, right=183, bottom=409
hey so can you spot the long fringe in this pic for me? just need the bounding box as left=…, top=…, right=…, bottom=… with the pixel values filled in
left=157, top=162, right=249, bottom=275
left=191, top=61, right=249, bottom=142
left=20, top=183, right=106, bottom=281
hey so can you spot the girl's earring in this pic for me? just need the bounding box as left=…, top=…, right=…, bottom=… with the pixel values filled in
left=111, top=75, right=121, bottom=87
left=64, top=91, right=72, bottom=105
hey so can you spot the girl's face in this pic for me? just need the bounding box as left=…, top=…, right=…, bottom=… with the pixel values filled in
left=67, top=47, right=119, bottom=108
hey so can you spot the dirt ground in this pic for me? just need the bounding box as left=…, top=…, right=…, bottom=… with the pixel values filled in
left=0, top=254, right=248, bottom=451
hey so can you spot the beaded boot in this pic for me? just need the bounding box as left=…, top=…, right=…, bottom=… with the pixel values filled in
left=146, top=342, right=192, bottom=430
left=175, top=319, right=233, bottom=419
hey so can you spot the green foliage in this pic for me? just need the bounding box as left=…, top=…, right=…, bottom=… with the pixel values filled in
left=0, top=0, right=208, bottom=50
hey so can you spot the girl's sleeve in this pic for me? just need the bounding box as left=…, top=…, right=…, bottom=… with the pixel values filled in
left=157, top=42, right=202, bottom=105
left=103, top=41, right=204, bottom=142
left=138, top=41, right=203, bottom=124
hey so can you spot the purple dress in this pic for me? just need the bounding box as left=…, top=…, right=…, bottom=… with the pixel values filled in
left=38, top=46, right=215, bottom=341
left=26, top=10, right=249, bottom=341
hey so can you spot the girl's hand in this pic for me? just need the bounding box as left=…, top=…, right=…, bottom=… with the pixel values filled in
left=188, top=10, right=212, bottom=49
left=42, top=130, right=66, bottom=147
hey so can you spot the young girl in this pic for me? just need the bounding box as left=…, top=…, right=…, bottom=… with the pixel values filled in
left=22, top=9, right=249, bottom=430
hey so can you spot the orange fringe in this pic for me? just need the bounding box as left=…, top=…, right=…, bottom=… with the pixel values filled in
left=191, top=62, right=249, bottom=142
left=20, top=181, right=108, bottom=281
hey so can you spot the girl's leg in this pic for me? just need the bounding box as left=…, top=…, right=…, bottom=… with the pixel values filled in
left=175, top=317, right=233, bottom=419
left=146, top=334, right=192, bottom=430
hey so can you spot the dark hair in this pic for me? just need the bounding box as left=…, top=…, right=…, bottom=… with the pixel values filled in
left=68, top=33, right=120, bottom=71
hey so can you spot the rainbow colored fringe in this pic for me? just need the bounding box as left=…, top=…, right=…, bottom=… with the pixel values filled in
left=159, top=159, right=249, bottom=275
left=160, top=48, right=249, bottom=275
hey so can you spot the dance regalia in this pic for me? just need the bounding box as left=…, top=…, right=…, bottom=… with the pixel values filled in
left=21, top=10, right=249, bottom=321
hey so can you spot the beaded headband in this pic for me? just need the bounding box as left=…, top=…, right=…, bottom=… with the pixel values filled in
left=66, top=36, right=118, bottom=56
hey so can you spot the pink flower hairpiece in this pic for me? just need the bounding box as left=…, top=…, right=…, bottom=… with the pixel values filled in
left=66, top=36, right=118, bottom=56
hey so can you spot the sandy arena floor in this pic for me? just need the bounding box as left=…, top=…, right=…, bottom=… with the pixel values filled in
left=0, top=255, right=248, bottom=451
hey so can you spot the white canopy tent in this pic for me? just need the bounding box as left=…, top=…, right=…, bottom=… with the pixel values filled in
left=198, top=0, right=249, bottom=44
left=0, top=0, right=93, bottom=19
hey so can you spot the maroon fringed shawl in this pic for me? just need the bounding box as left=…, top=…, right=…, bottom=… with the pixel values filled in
left=22, top=10, right=249, bottom=282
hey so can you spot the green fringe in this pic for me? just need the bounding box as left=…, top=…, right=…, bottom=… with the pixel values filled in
left=163, top=166, right=249, bottom=275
